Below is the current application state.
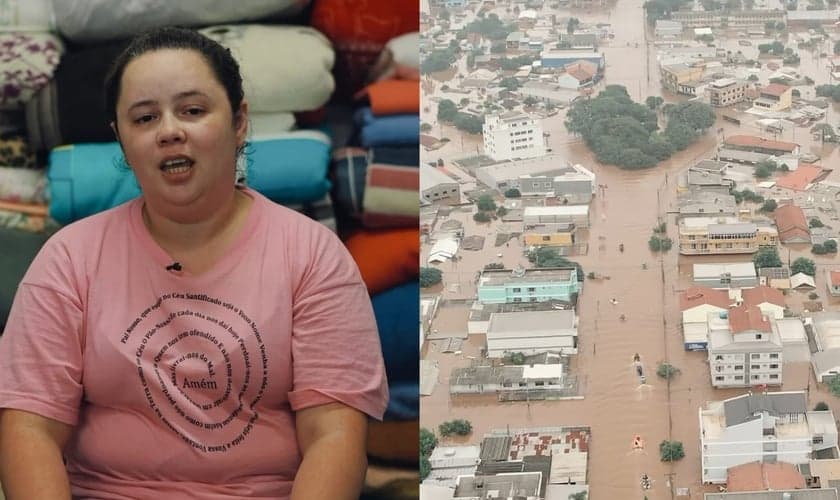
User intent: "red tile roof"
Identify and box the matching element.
[724,135,798,153]
[773,203,810,243]
[727,461,806,492]
[679,286,731,311]
[564,60,597,82]
[728,304,771,333]
[831,271,840,287]
[775,164,824,191]
[742,285,786,308]
[761,83,791,97]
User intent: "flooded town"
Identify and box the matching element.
[419,0,840,498]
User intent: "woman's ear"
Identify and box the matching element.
[110,122,120,141]
[235,100,249,144]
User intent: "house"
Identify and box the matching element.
[774,204,811,244]
[517,80,584,106]
[421,165,461,205]
[450,362,565,393]
[693,263,759,289]
[827,270,840,297]
[679,190,737,218]
[723,135,800,156]
[660,63,705,94]
[726,461,806,492]
[786,9,840,27]
[540,49,605,70]
[707,304,783,388]
[557,32,598,50]
[790,272,816,290]
[754,83,793,112]
[680,161,736,193]
[707,78,750,107]
[681,286,732,350]
[704,490,839,500]
[523,205,589,228]
[757,267,791,289]
[654,19,683,37]
[424,445,481,488]
[741,286,786,320]
[475,156,596,203]
[556,60,597,90]
[477,267,581,304]
[485,310,578,357]
[506,31,526,49]
[678,217,777,255]
[699,391,837,483]
[773,317,810,363]
[775,164,826,191]
[523,223,576,247]
[808,312,840,381]
[483,111,546,161]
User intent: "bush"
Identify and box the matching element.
[828,376,840,398]
[813,244,827,255]
[791,257,816,276]
[420,456,431,481]
[657,362,680,379]
[420,122,433,133]
[761,199,778,212]
[648,236,662,251]
[477,194,497,211]
[809,292,820,300]
[508,352,526,365]
[504,188,521,198]
[659,440,685,461]
[497,206,508,217]
[473,212,491,223]
[439,419,473,437]
[815,401,830,411]
[810,218,824,228]
[660,237,673,251]
[420,267,443,288]
[420,428,438,457]
[825,240,838,253]
[484,262,505,270]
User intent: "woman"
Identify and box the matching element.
[0,27,388,499]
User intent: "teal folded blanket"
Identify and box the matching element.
[48,131,332,224]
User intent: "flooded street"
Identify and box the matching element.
[421,1,840,498]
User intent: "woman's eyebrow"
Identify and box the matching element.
[126,90,210,112]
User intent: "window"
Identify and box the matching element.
[751,354,760,360]
[542,236,551,242]
[535,381,545,386]
[770,364,778,369]
[769,353,779,359]
[755,334,762,340]
[751,365,760,370]
[734,365,744,370]
[814,436,824,444]
[735,375,744,380]
[715,355,724,361]
[513,298,522,303]
[770,374,779,379]
[527,287,536,292]
[512,288,521,293]
[715,376,724,381]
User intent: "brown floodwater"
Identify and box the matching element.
[421,1,840,498]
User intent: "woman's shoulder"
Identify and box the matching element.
[40,198,138,263]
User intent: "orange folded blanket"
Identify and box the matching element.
[358,80,419,116]
[345,228,419,294]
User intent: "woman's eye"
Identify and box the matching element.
[185,108,204,116]
[134,114,155,124]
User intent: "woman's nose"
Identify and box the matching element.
[156,114,185,145]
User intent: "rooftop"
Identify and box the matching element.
[488,310,576,332]
[742,285,786,308]
[727,461,806,492]
[680,286,732,311]
[723,392,807,427]
[693,262,758,279]
[728,304,771,334]
[775,165,825,191]
[761,83,791,97]
[479,267,576,287]
[704,490,839,500]
[724,135,798,153]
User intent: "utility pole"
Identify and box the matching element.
[664,471,676,500]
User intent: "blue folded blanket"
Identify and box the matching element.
[371,282,419,420]
[353,107,419,148]
[48,131,333,224]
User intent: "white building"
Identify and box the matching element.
[707,305,784,388]
[809,313,840,382]
[482,111,546,161]
[699,391,838,484]
[485,310,577,357]
[655,19,683,37]
[523,205,590,228]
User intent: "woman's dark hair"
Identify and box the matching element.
[104,26,244,131]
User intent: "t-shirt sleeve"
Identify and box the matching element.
[0,238,85,426]
[287,224,389,420]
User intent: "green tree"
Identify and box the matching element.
[754,164,772,178]
[420,456,431,481]
[813,123,837,143]
[748,74,759,81]
[791,257,816,276]
[439,419,472,437]
[761,199,778,212]
[815,401,830,411]
[496,206,508,217]
[828,376,840,398]
[659,440,685,461]
[499,77,520,90]
[437,99,458,122]
[810,218,824,228]
[657,362,680,379]
[505,188,521,198]
[567,17,580,34]
[420,428,438,457]
[754,247,783,269]
[834,40,840,55]
[473,212,491,223]
[528,248,584,279]
[645,95,664,110]
[420,122,433,133]
[668,101,716,132]
[453,113,484,134]
[508,352,526,365]
[484,262,505,270]
[421,49,457,74]
[568,492,588,500]
[813,244,827,255]
[664,121,698,151]
[491,41,506,54]
[420,267,443,288]
[524,96,538,106]
[648,235,662,251]
[477,194,497,211]
[825,240,838,253]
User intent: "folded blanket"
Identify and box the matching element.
[345,228,419,295]
[0,31,63,111]
[0,166,47,204]
[0,226,52,330]
[248,112,296,139]
[0,0,55,29]
[369,32,420,82]
[354,107,419,148]
[329,147,368,217]
[357,80,419,116]
[0,134,38,168]
[200,24,334,113]
[371,282,419,386]
[49,131,332,224]
[0,209,47,233]
[371,146,418,167]
[362,164,418,228]
[54,0,310,43]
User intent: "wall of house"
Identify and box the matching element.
[703,418,763,483]
[477,279,580,304]
[486,334,577,358]
[523,232,574,247]
[684,305,727,324]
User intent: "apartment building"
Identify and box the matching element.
[707,305,783,388]
[679,216,778,255]
[477,267,581,304]
[754,83,793,112]
[483,112,546,161]
[707,78,750,107]
[699,391,837,483]
[660,63,705,94]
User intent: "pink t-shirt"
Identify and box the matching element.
[0,189,389,499]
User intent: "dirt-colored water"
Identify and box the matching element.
[421,1,840,498]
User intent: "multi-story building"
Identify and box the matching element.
[660,63,705,94]
[693,263,759,289]
[483,112,546,161]
[679,216,778,255]
[540,50,605,70]
[654,19,683,37]
[707,305,783,388]
[523,205,590,228]
[723,135,800,156]
[523,223,576,247]
[420,164,460,205]
[670,11,722,28]
[671,9,783,28]
[754,83,793,112]
[477,267,581,304]
[707,78,750,107]
[450,362,565,394]
[699,391,837,483]
[485,310,578,357]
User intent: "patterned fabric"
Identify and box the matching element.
[0,165,46,203]
[0,31,63,110]
[0,134,37,167]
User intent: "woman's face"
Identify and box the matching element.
[114,49,247,218]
